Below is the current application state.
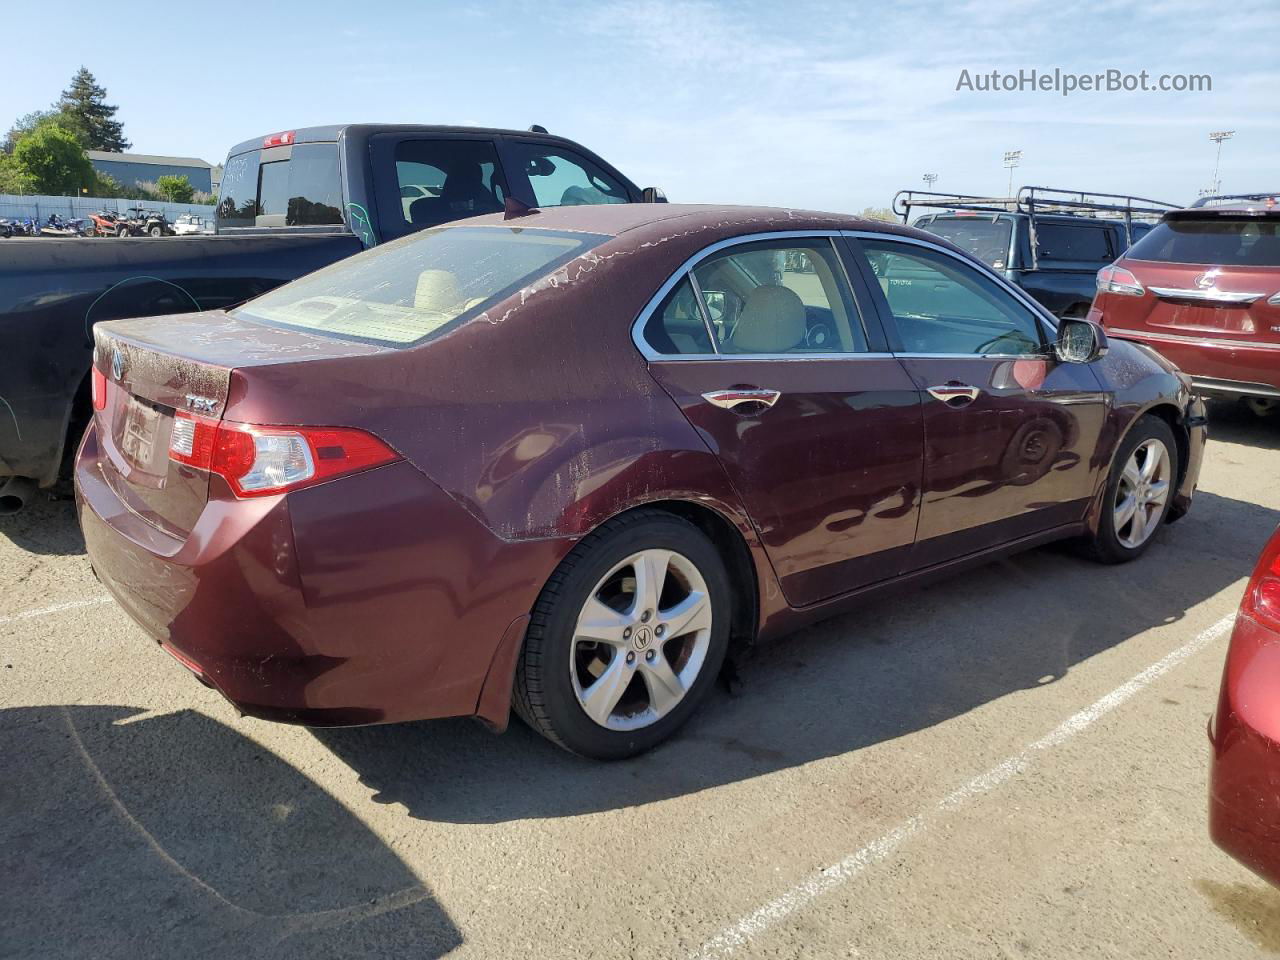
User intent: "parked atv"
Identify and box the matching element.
[119,207,173,237]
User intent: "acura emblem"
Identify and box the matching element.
[110,348,124,381]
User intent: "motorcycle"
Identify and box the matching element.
[38,214,86,238]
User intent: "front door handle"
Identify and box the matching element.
[702,388,782,411]
[927,383,981,407]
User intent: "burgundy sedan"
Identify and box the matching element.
[76,204,1206,759]
[1210,524,1280,885]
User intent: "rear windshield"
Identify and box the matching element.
[234,226,607,347]
[1127,217,1280,266]
[914,216,1013,268]
[217,142,343,228]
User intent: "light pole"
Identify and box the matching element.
[922,173,938,190]
[1208,130,1234,195]
[1002,150,1022,197]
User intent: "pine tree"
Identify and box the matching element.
[57,67,129,152]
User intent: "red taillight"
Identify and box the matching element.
[91,367,107,411]
[169,412,400,497]
[262,130,295,148]
[1097,264,1145,297]
[1243,528,1280,632]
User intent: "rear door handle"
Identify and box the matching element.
[701,388,782,410]
[927,383,981,407]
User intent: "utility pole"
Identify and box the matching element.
[1208,131,1234,195]
[1002,151,1022,197]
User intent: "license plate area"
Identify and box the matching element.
[111,392,172,484]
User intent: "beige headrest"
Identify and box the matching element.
[415,269,462,313]
[730,285,807,354]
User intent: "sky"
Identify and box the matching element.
[3,0,1276,212]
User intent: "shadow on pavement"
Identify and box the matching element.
[314,487,1279,824]
[0,705,462,960]
[1207,398,1280,452]
[0,485,85,556]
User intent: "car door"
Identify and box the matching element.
[848,232,1110,568]
[638,233,926,607]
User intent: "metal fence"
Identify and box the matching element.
[0,193,215,224]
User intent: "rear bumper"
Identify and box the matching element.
[76,421,568,727]
[1210,614,1280,887]
[1105,327,1280,397]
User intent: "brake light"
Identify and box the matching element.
[262,131,295,148]
[1242,529,1280,633]
[1097,264,1145,297]
[91,367,107,411]
[169,412,400,497]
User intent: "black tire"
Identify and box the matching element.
[1081,415,1179,564]
[514,510,733,760]
[116,226,128,237]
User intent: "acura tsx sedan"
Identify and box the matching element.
[76,203,1206,759]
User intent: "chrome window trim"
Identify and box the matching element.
[1147,286,1264,304]
[631,229,876,362]
[841,229,1062,342]
[1108,327,1280,352]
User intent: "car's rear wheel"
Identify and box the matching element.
[1081,415,1179,563]
[514,510,731,760]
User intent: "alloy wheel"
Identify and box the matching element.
[1114,438,1171,549]
[570,548,713,731]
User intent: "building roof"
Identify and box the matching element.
[87,150,213,169]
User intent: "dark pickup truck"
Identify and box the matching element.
[0,123,659,512]
[894,186,1175,319]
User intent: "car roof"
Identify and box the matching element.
[458,202,924,242]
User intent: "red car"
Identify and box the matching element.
[1090,193,1280,416]
[1211,524,1280,884]
[76,204,1206,759]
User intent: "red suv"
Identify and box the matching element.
[1088,193,1280,415]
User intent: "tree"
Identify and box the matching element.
[12,121,94,195]
[155,174,194,203]
[0,153,35,194]
[57,67,129,152]
[3,109,59,154]
[858,206,897,223]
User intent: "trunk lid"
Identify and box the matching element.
[91,310,386,540]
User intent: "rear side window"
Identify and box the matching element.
[643,279,714,355]
[1127,218,1280,266]
[235,226,606,347]
[217,143,343,227]
[1035,222,1114,262]
[507,142,629,208]
[395,140,506,228]
[914,217,1013,268]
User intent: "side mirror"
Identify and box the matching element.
[641,186,668,204]
[1054,317,1109,364]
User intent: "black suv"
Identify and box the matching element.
[895,187,1175,318]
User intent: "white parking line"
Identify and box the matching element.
[0,595,115,626]
[689,612,1237,960]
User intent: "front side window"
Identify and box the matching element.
[394,139,506,228]
[861,239,1045,356]
[235,226,605,347]
[1036,222,1114,262]
[508,142,629,208]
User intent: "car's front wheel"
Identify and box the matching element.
[1082,415,1179,563]
[514,510,732,760]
